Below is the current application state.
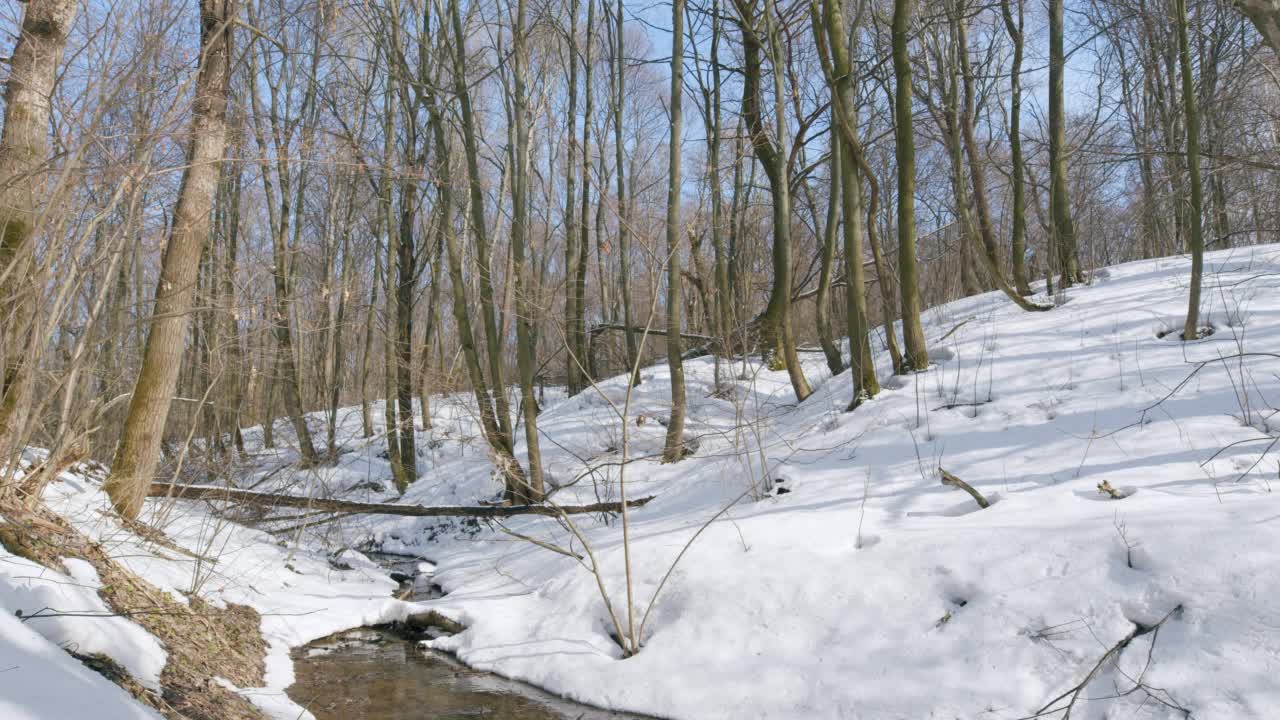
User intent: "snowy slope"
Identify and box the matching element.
[356,245,1280,719]
[0,609,162,720]
[4,245,1280,720]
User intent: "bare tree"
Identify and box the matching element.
[105,0,237,519]
[892,0,929,371]
[663,0,688,462]
[0,0,78,471]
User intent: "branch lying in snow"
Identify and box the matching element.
[939,468,991,509]
[588,323,715,344]
[148,483,654,517]
[1026,605,1187,720]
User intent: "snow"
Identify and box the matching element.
[4,245,1280,719]
[1,457,408,719]
[0,532,167,690]
[378,246,1280,718]
[0,610,162,720]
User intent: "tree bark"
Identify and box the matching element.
[105,0,236,519]
[955,3,1049,312]
[1000,0,1033,295]
[663,0,688,463]
[733,0,811,401]
[1177,0,1205,339]
[573,0,596,395]
[448,0,515,445]
[809,0,878,403]
[511,0,545,501]
[1049,0,1081,287]
[0,0,78,468]
[612,0,641,387]
[893,0,929,370]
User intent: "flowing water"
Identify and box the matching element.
[287,556,644,720]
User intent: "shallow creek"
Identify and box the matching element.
[287,556,642,720]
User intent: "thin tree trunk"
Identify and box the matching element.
[663,0,688,463]
[418,232,442,432]
[1000,0,1033,295]
[360,253,378,439]
[573,0,595,394]
[425,56,528,495]
[892,0,928,370]
[612,0,641,387]
[1177,0,1205,339]
[327,191,354,456]
[955,5,1049,312]
[705,0,731,390]
[815,133,843,376]
[811,0,879,403]
[448,0,515,446]
[564,0,582,396]
[511,0,544,501]
[220,147,246,454]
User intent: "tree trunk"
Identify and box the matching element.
[104,0,236,519]
[511,0,545,501]
[706,0,732,391]
[733,0,811,401]
[0,0,78,469]
[1000,0,1033,295]
[612,0,641,387]
[1177,0,1205,339]
[815,132,844,377]
[1234,0,1280,56]
[573,0,596,395]
[811,0,879,404]
[426,67,528,496]
[448,0,515,445]
[892,0,929,371]
[418,232,442,432]
[564,0,582,396]
[955,3,1049,312]
[1049,0,1081,287]
[662,0,688,463]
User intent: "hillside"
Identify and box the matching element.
[5,245,1280,719]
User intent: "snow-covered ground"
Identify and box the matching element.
[1,452,408,719]
[5,245,1280,719]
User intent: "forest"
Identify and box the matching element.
[1,0,1280,718]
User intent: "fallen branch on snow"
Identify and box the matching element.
[939,468,991,509]
[1026,604,1186,720]
[149,483,654,518]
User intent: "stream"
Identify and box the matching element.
[287,555,643,720]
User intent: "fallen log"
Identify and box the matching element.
[588,322,716,344]
[148,483,654,518]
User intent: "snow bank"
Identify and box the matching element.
[0,610,162,720]
[2,461,410,719]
